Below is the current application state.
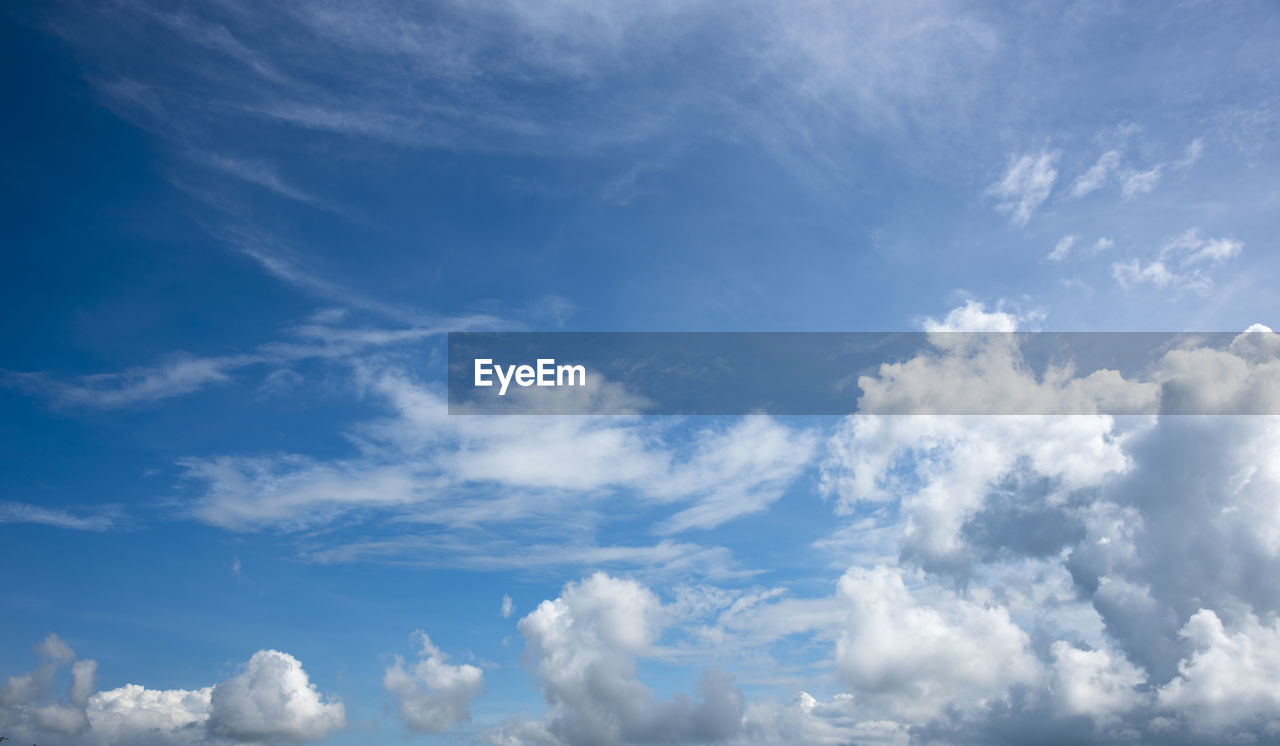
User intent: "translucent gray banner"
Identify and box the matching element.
[447,331,1280,415]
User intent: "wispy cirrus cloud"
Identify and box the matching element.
[986,150,1058,226]
[1,311,496,409]
[0,501,120,531]
[1112,228,1243,296]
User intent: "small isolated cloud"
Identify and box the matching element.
[1092,237,1115,253]
[501,594,515,619]
[1180,138,1205,167]
[0,501,118,531]
[384,631,485,733]
[1047,234,1077,261]
[920,299,1041,333]
[987,151,1059,225]
[1071,149,1122,197]
[1120,165,1163,198]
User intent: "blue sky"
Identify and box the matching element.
[2,2,1280,745]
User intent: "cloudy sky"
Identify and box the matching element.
[2,1,1280,744]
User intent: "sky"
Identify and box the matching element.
[1,1,1279,745]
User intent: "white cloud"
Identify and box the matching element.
[2,637,343,745]
[1071,149,1122,197]
[197,153,341,213]
[1112,228,1243,295]
[738,692,908,746]
[920,299,1032,333]
[1153,330,1280,415]
[986,150,1059,225]
[1,634,78,713]
[1120,165,1162,197]
[654,417,819,533]
[500,572,745,746]
[1179,138,1204,167]
[208,650,346,743]
[1049,641,1147,722]
[1158,227,1243,266]
[88,684,213,743]
[502,594,515,618]
[385,631,485,732]
[1156,609,1280,731]
[1111,258,1191,292]
[2,310,499,409]
[834,565,1040,720]
[1047,234,1077,261]
[179,370,815,572]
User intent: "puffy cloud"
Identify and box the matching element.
[87,685,213,743]
[502,572,745,746]
[921,299,1030,333]
[207,650,346,743]
[1,634,93,737]
[986,150,1058,226]
[36,634,77,666]
[1156,609,1280,732]
[2,638,342,745]
[823,413,1134,573]
[384,631,485,732]
[1153,330,1280,415]
[1049,641,1146,722]
[834,566,1040,720]
[1068,414,1280,683]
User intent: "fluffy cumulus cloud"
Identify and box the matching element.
[385,631,485,732]
[806,306,1280,741]
[488,572,745,746]
[1049,641,1146,722]
[87,684,213,744]
[1156,609,1280,733]
[834,565,1040,720]
[1,638,343,745]
[207,650,346,743]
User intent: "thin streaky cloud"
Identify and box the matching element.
[0,502,118,531]
[986,150,1058,226]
